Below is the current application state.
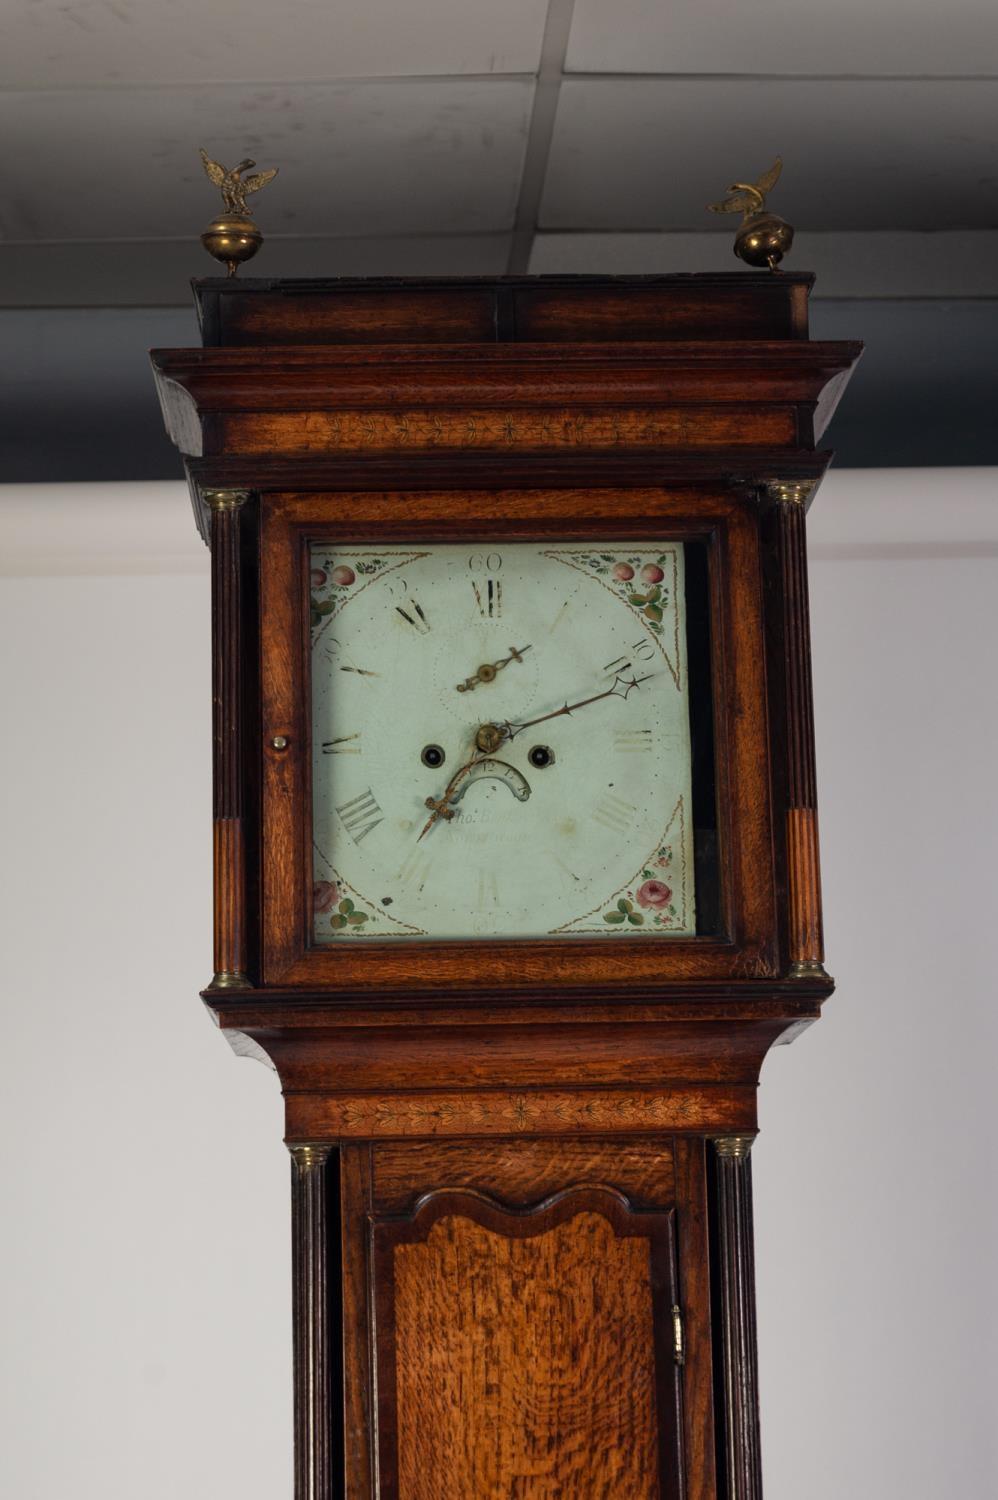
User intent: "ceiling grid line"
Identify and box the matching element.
[506,0,578,274]
[2,0,996,477]
[5,71,997,99]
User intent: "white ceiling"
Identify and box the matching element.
[1,0,997,303]
[1,0,551,86]
[0,81,533,240]
[566,0,998,75]
[541,79,998,231]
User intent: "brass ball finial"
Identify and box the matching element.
[198,147,279,277]
[707,156,795,272]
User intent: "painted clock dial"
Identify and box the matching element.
[309,541,696,940]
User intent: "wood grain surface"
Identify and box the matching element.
[223,404,795,455]
[372,1188,683,1499]
[288,1085,757,1141]
[372,1137,676,1214]
[190,273,814,348]
[712,1142,763,1500]
[673,1138,717,1500]
[396,1213,659,1498]
[208,493,250,984]
[289,1144,335,1500]
[776,495,825,969]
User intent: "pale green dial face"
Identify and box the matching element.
[310,541,695,941]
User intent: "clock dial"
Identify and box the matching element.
[310,543,696,940]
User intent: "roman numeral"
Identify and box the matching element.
[338,663,379,679]
[335,788,384,844]
[321,733,362,755]
[472,579,502,618]
[592,793,638,834]
[477,869,500,907]
[613,728,653,753]
[395,600,430,633]
[605,636,655,676]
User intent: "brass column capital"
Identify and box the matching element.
[713,1135,757,1161]
[788,957,832,981]
[203,487,254,512]
[288,1143,333,1170]
[765,479,816,507]
[205,969,253,991]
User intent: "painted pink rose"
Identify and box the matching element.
[310,568,327,588]
[313,880,340,914]
[612,562,635,582]
[331,565,356,587]
[636,878,672,910]
[641,563,665,584]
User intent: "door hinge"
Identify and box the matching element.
[672,1304,685,1366]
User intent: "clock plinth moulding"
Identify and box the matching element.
[151,272,861,1499]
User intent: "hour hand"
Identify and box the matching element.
[456,644,532,693]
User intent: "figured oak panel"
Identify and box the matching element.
[372,1136,676,1214]
[371,1188,683,1500]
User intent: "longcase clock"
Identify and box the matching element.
[151,272,861,1499]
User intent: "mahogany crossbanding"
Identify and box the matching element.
[223,405,795,455]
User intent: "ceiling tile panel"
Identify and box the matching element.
[567,0,998,76]
[0,0,549,89]
[541,79,998,231]
[0,81,533,241]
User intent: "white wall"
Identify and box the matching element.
[1,471,996,1498]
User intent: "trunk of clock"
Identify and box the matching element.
[150,273,860,1500]
[346,1138,703,1500]
[288,1130,765,1499]
[217,995,784,1500]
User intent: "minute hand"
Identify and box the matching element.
[503,672,653,739]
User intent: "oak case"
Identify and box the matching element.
[151,273,861,1500]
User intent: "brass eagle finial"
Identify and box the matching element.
[707,157,794,271]
[199,148,279,216]
[197,147,279,277]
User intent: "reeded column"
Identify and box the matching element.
[204,488,253,990]
[767,480,828,981]
[290,1143,335,1500]
[713,1136,763,1500]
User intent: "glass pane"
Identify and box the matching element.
[309,539,715,942]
